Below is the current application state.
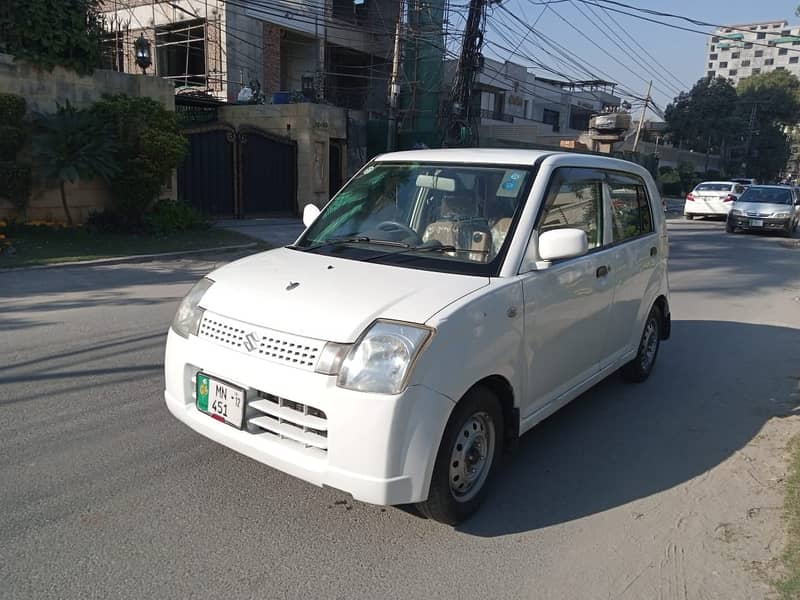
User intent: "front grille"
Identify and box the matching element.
[197,312,323,371]
[248,392,328,452]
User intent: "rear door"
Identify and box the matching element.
[602,172,660,365]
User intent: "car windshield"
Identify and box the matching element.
[738,187,793,205]
[695,183,732,192]
[294,162,534,276]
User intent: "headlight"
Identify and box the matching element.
[171,278,213,338]
[730,208,744,216]
[337,320,433,394]
[773,212,790,219]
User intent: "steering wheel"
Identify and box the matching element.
[375,221,423,245]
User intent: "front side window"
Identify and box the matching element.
[296,162,535,275]
[538,168,603,249]
[608,174,654,242]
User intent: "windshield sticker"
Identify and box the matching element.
[497,170,525,197]
[502,181,516,190]
[509,172,522,181]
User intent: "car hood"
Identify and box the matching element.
[199,247,490,342]
[733,201,793,215]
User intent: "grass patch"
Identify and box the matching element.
[0,226,262,268]
[778,434,800,598]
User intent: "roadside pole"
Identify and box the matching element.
[632,80,652,154]
[387,0,405,152]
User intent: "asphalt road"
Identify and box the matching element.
[2,221,799,599]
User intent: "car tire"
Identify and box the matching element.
[725,221,735,233]
[621,305,661,383]
[685,214,694,220]
[416,385,504,525]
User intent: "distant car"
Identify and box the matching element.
[730,178,758,187]
[684,181,746,220]
[726,185,800,236]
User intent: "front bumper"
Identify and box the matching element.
[164,329,454,505]
[727,215,790,231]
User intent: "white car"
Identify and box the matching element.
[164,149,671,524]
[684,181,746,219]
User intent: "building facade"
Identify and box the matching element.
[99,0,397,111]
[444,57,621,147]
[705,20,800,85]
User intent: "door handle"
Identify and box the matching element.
[596,265,609,278]
[650,246,658,257]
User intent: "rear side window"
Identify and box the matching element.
[539,168,603,249]
[734,185,745,194]
[608,174,653,242]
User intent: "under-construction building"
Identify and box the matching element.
[99,0,399,110]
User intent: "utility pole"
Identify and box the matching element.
[744,103,758,176]
[386,0,405,151]
[444,0,493,146]
[631,80,652,154]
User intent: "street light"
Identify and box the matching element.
[134,34,152,75]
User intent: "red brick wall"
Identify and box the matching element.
[263,23,281,95]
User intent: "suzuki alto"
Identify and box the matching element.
[164,149,671,524]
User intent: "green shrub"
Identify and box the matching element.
[91,95,187,227]
[0,163,32,213]
[0,94,30,214]
[143,199,208,236]
[0,94,26,123]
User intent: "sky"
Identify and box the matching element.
[482,0,799,110]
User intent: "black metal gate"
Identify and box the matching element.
[239,126,297,217]
[177,125,236,217]
[178,124,297,218]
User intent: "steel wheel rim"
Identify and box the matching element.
[640,318,658,371]
[448,411,496,503]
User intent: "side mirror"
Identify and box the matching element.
[538,228,589,262]
[302,204,320,227]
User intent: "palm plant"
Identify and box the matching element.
[31,101,118,226]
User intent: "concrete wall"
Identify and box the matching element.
[0,54,176,224]
[219,102,348,210]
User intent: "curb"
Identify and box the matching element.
[0,242,261,272]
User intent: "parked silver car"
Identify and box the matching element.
[726,185,800,236]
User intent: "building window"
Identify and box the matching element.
[742,60,750,67]
[728,69,737,76]
[752,68,761,74]
[708,62,713,68]
[542,108,560,132]
[711,36,719,43]
[155,19,207,87]
[707,70,715,78]
[755,50,763,57]
[710,45,716,52]
[719,61,728,68]
[791,56,799,64]
[757,32,766,39]
[710,53,718,60]
[779,48,788,55]
[776,66,786,70]
[732,52,740,59]
[744,42,753,48]
[765,58,775,65]
[783,30,791,35]
[794,41,800,46]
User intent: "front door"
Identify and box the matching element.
[521,167,615,419]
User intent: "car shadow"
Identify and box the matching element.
[457,319,800,537]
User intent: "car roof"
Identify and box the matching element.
[372,148,555,165]
[745,184,792,189]
[696,181,736,185]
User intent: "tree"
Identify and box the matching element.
[736,70,800,180]
[31,102,118,226]
[664,77,744,154]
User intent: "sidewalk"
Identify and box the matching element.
[214,218,305,247]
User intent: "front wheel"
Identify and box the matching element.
[725,221,735,233]
[621,306,662,383]
[685,214,694,220]
[416,386,504,525]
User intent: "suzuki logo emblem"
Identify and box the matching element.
[286,281,300,291]
[243,332,260,352]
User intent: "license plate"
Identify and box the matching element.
[749,219,763,227]
[196,373,245,429]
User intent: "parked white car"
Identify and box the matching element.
[165,149,671,524]
[684,181,746,219]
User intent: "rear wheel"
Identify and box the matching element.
[621,305,661,383]
[416,386,504,525]
[684,214,694,220]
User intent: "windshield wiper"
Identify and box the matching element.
[361,243,489,262]
[296,235,411,252]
